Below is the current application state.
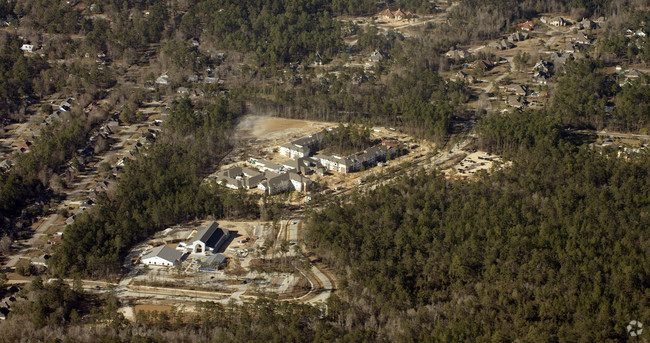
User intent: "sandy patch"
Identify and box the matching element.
[235,115,336,143]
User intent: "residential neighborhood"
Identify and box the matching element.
[0,0,647,341]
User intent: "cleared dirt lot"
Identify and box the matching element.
[234,115,337,147]
[448,150,502,178]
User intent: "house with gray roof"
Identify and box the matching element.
[508,31,529,42]
[369,50,387,62]
[503,84,529,96]
[142,245,184,266]
[570,32,591,45]
[552,52,573,71]
[203,253,227,269]
[508,95,526,108]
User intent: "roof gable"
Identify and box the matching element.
[190,222,230,249]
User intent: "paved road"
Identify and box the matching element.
[4,213,58,268]
[483,59,513,94]
[306,265,333,305]
[288,219,299,243]
[1,44,165,271]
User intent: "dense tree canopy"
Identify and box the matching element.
[48,98,259,277]
[0,35,48,118]
[193,0,344,64]
[307,110,650,341]
[257,69,468,143]
[1,0,649,341]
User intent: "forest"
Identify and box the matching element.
[3,107,647,342]
[48,98,261,278]
[252,69,468,144]
[0,0,648,341]
[320,124,374,155]
[0,35,48,119]
[550,59,650,131]
[306,109,650,341]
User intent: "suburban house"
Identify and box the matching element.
[626,69,642,79]
[155,73,169,85]
[488,39,515,50]
[20,44,35,52]
[469,60,493,71]
[204,76,217,84]
[563,43,578,54]
[378,8,414,21]
[508,31,529,42]
[188,222,230,255]
[517,21,536,31]
[202,253,227,270]
[504,84,529,96]
[552,52,573,70]
[548,17,568,26]
[508,95,526,108]
[369,50,387,62]
[0,307,8,320]
[445,47,470,59]
[142,245,184,266]
[451,71,476,84]
[577,18,598,30]
[0,159,11,171]
[532,60,552,83]
[570,32,591,45]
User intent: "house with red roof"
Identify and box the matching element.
[517,21,536,31]
[378,8,415,21]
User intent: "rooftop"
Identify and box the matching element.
[142,245,183,263]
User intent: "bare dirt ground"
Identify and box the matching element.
[234,115,337,147]
[444,150,502,179]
